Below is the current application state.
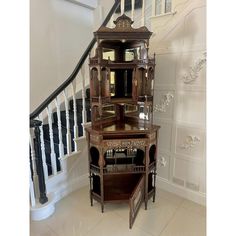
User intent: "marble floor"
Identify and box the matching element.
[30,186,206,236]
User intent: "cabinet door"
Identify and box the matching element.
[129,175,145,229]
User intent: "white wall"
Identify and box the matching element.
[30,0,94,112]
[149,0,206,204]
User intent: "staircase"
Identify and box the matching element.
[37,91,91,176]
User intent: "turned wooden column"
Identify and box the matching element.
[30,120,48,204]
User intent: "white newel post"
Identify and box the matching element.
[46,104,57,176]
[121,0,125,15]
[54,96,65,171]
[63,89,72,154]
[131,0,135,20]
[71,82,79,151]
[141,0,146,26]
[29,130,39,198]
[38,113,49,180]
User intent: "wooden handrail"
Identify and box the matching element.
[30,0,120,120]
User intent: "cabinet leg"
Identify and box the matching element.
[101,203,104,213]
[153,191,156,202]
[145,199,147,210]
[90,190,93,206]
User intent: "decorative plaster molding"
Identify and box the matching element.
[157,156,167,167]
[182,52,206,84]
[154,92,174,112]
[180,135,200,149]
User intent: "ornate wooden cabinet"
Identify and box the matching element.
[85,14,160,229]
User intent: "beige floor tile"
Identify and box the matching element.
[160,207,206,236]
[157,188,185,206]
[31,186,205,236]
[44,199,106,236]
[84,212,153,236]
[181,199,206,217]
[134,197,180,236]
[30,221,58,236]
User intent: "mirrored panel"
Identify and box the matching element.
[125,104,138,114]
[125,47,141,61]
[94,104,116,121]
[139,104,151,121]
[110,69,133,98]
[102,48,115,61]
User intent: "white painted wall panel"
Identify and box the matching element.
[150,0,206,203]
[155,54,177,86]
[183,5,206,51]
[30,0,94,112]
[176,90,206,125]
[154,122,172,151]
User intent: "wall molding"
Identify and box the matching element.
[66,0,97,10]
[180,135,200,149]
[157,177,206,206]
[154,92,174,112]
[182,52,206,84]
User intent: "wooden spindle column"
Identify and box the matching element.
[38,113,49,180]
[46,104,57,175]
[71,82,79,150]
[63,90,72,154]
[55,96,65,170]
[121,0,125,15]
[81,66,87,136]
[131,0,135,20]
[141,0,146,26]
[30,120,48,204]
[29,130,39,198]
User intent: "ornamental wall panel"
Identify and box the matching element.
[176,51,206,89]
[157,152,170,181]
[153,90,175,120]
[175,126,205,160]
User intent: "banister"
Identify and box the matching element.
[30,0,120,120]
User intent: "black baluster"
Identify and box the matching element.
[30,120,48,204]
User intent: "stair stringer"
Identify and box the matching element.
[45,137,89,202]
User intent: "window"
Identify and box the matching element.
[165,0,172,13]
[155,0,172,15]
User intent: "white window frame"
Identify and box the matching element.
[152,0,176,17]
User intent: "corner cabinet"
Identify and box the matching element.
[85,14,160,229]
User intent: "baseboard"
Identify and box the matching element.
[53,173,89,203]
[157,177,206,206]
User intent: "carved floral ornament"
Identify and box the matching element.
[154,92,174,112]
[180,135,200,149]
[104,140,147,149]
[157,156,167,167]
[182,52,206,84]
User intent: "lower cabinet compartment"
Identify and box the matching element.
[103,173,143,202]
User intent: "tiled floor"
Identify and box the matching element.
[30,186,206,236]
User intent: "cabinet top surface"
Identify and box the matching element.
[85,121,160,135]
